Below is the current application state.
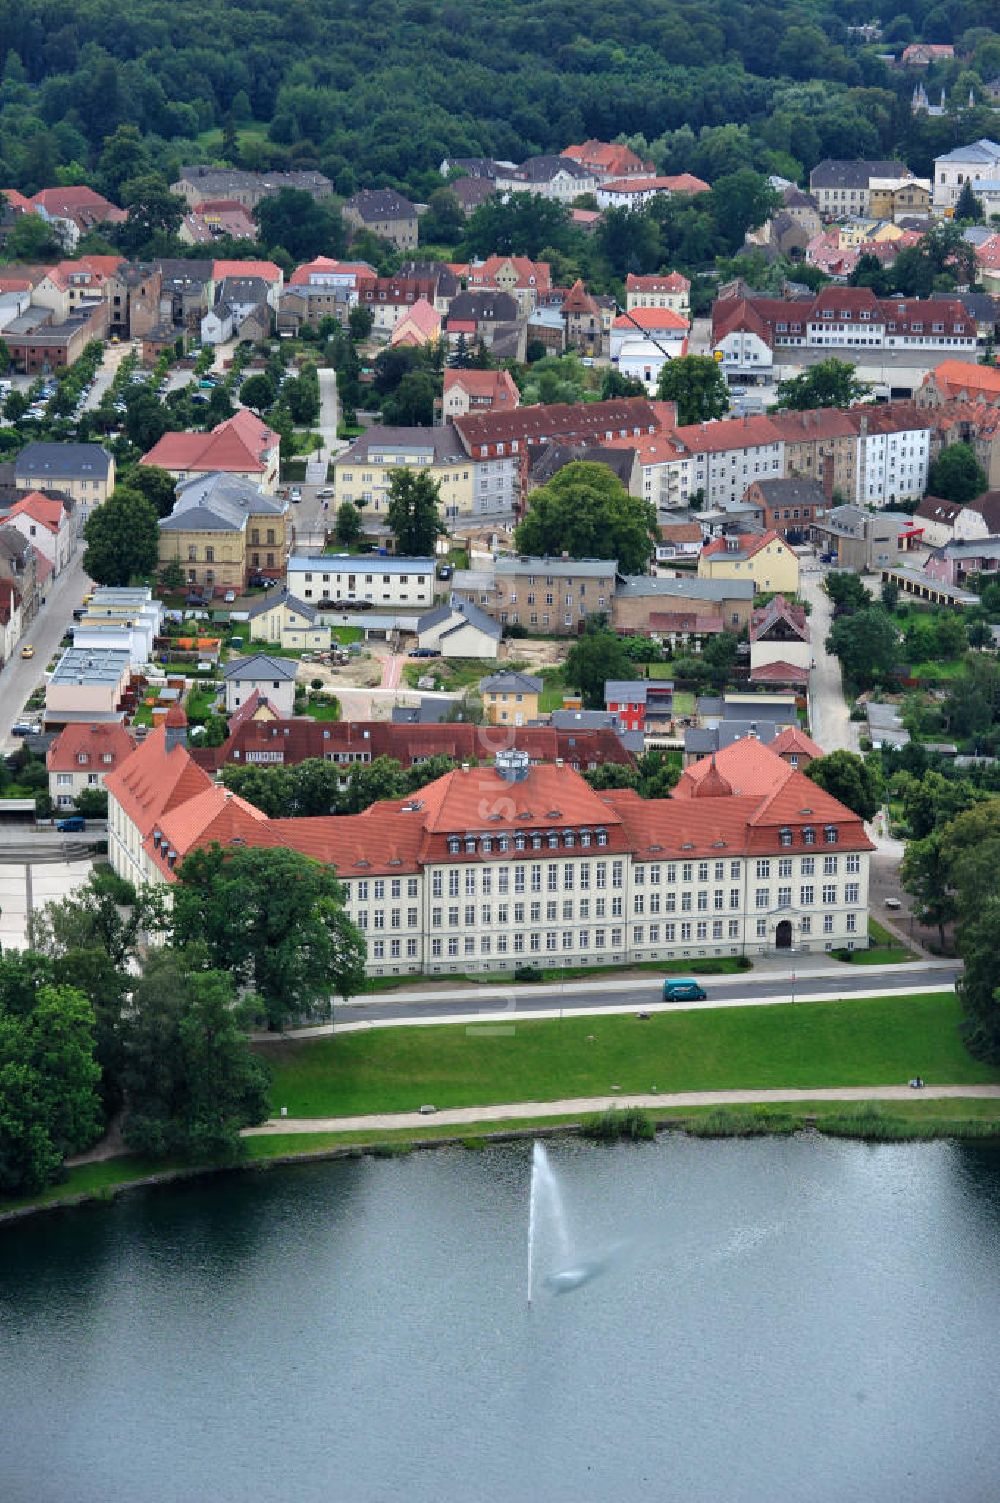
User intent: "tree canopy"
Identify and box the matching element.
[926,443,988,505]
[775,359,868,411]
[83,487,159,586]
[806,750,883,821]
[656,355,730,426]
[514,462,656,574]
[385,469,443,556]
[172,844,366,1028]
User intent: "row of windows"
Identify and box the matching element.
[369,911,861,960]
[444,830,611,856]
[431,860,623,895]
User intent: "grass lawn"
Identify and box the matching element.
[907,660,967,681]
[258,990,999,1119]
[832,918,915,966]
[538,666,569,712]
[360,956,748,992]
[331,627,363,644]
[302,699,341,721]
[667,687,696,715]
[404,657,510,692]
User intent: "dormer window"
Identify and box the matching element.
[531,833,543,850]
[447,836,461,855]
[824,825,839,845]
[498,834,509,851]
[464,837,476,854]
[803,826,816,846]
[515,833,527,851]
[547,832,559,848]
[779,828,793,847]
[597,830,608,847]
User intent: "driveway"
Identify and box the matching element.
[82,342,133,413]
[799,564,858,754]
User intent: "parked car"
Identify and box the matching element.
[289,487,302,502]
[317,487,334,498]
[11,720,37,737]
[662,978,707,1001]
[56,815,86,833]
[410,647,441,658]
[436,564,453,580]
[20,644,34,658]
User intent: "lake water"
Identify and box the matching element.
[2,1135,1000,1503]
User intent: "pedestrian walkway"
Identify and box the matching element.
[245,1082,1000,1137]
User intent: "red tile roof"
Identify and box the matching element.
[612,307,688,331]
[771,726,824,759]
[673,415,784,454]
[454,397,662,451]
[702,531,787,562]
[626,272,691,293]
[443,369,520,407]
[141,411,278,475]
[6,492,64,534]
[212,259,283,284]
[748,661,810,686]
[47,721,137,774]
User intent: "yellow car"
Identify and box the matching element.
[20,644,34,659]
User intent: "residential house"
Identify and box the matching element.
[212,260,284,310]
[343,189,418,250]
[479,671,542,725]
[223,654,298,718]
[808,159,910,217]
[770,725,823,769]
[780,187,822,238]
[170,167,333,210]
[415,599,501,658]
[655,519,704,563]
[28,186,125,248]
[158,473,289,594]
[333,424,480,527]
[749,594,810,680]
[594,175,710,210]
[442,369,520,420]
[142,410,280,493]
[561,279,606,357]
[389,297,441,348]
[562,141,655,181]
[610,305,688,391]
[47,722,137,810]
[604,679,674,732]
[462,256,552,315]
[744,477,827,539]
[0,527,39,624]
[952,490,1000,541]
[157,259,212,333]
[932,139,1000,211]
[72,586,163,667]
[698,531,800,594]
[495,156,596,202]
[914,494,963,547]
[202,275,271,344]
[287,554,436,610]
[179,199,257,246]
[1,491,75,574]
[868,177,931,221]
[902,42,954,65]
[526,441,638,498]
[607,431,693,513]
[246,590,332,652]
[451,556,617,636]
[446,290,524,358]
[14,442,114,514]
[925,536,1000,587]
[0,578,23,663]
[918,359,1000,408]
[625,272,691,318]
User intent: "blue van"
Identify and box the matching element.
[662,977,707,1001]
[56,815,86,832]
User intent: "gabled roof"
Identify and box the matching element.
[47,720,137,773]
[345,188,417,220]
[103,724,215,839]
[245,587,318,623]
[443,369,520,407]
[702,530,789,563]
[212,259,282,284]
[613,306,688,331]
[479,670,542,694]
[5,491,65,534]
[625,272,691,293]
[750,594,809,643]
[562,279,601,316]
[223,652,298,682]
[914,495,962,525]
[143,412,278,476]
[15,443,112,481]
[770,726,823,759]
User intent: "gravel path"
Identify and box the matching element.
[245,1083,1000,1136]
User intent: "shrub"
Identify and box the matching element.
[583,1106,655,1143]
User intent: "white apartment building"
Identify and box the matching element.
[287,553,436,609]
[673,416,784,508]
[932,139,1000,211]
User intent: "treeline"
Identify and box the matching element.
[0,851,365,1201]
[0,0,998,203]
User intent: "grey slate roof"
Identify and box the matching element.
[495,556,617,580]
[479,670,542,693]
[685,723,778,756]
[449,597,501,639]
[605,680,648,702]
[245,588,319,622]
[160,473,284,533]
[616,575,755,600]
[223,653,297,682]
[15,442,112,482]
[345,188,417,221]
[750,477,826,507]
[448,290,520,323]
[809,159,907,189]
[527,441,636,488]
[337,424,467,465]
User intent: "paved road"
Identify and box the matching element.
[0,552,93,750]
[82,342,133,413]
[246,1081,999,1136]
[319,962,960,1030]
[316,367,339,462]
[800,563,859,754]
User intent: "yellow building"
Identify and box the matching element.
[698,532,800,595]
[868,178,931,222]
[479,670,542,726]
[158,474,290,596]
[334,424,475,528]
[247,589,331,651]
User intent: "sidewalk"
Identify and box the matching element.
[245,1082,1000,1137]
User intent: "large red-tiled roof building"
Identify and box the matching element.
[106,719,872,978]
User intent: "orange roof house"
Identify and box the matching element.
[390,296,441,347]
[141,410,280,490]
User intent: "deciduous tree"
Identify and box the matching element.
[386,468,443,557]
[83,487,159,586]
[806,750,883,821]
[514,462,656,574]
[926,443,987,505]
[564,625,633,709]
[656,355,730,425]
[775,358,868,410]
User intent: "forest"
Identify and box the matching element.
[1,0,999,204]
